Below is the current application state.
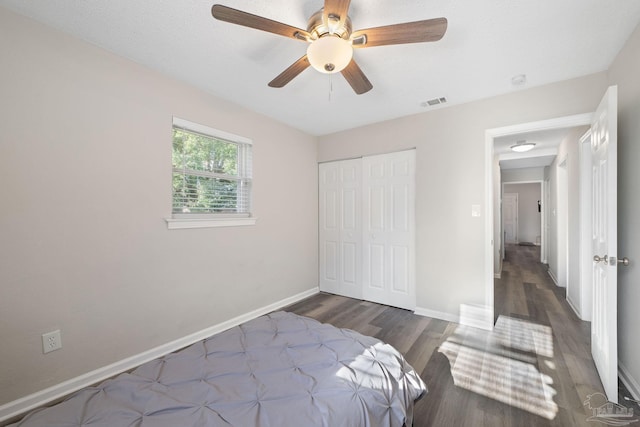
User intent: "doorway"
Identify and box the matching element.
[484,113,592,326]
[502,183,543,249]
[485,88,620,403]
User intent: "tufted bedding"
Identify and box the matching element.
[10,311,426,427]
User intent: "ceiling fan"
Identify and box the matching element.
[211,1,447,94]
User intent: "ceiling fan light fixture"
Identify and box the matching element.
[511,141,536,152]
[307,35,353,74]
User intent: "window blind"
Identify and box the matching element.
[171,118,252,216]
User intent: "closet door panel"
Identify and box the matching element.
[319,151,414,309]
[339,160,362,299]
[319,163,341,295]
[318,159,362,299]
[362,150,416,310]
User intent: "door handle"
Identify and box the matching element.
[617,257,630,266]
[594,255,630,266]
[593,255,609,264]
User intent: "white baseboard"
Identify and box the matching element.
[0,287,319,423]
[415,305,494,331]
[619,361,640,400]
[459,304,494,331]
[566,297,582,319]
[494,273,501,279]
[414,306,460,324]
[547,269,559,286]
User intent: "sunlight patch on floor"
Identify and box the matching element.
[493,316,554,358]
[439,316,558,420]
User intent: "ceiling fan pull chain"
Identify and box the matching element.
[328,74,333,102]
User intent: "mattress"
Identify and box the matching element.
[11,311,426,427]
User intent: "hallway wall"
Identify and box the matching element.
[545,128,585,296]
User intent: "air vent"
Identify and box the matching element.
[511,74,527,86]
[421,97,447,107]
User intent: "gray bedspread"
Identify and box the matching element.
[11,311,426,426]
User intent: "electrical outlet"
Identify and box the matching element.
[42,330,62,354]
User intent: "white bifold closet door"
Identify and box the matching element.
[319,159,363,300]
[319,150,416,310]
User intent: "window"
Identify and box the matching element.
[166,117,255,229]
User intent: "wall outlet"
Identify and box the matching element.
[42,330,62,354]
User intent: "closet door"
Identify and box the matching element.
[362,150,416,310]
[318,159,362,299]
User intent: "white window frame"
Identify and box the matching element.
[165,117,256,229]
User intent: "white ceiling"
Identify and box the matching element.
[495,127,576,170]
[2,0,640,136]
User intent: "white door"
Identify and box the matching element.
[362,150,416,310]
[319,159,362,299]
[579,131,593,321]
[503,193,518,244]
[557,159,569,289]
[591,86,618,403]
[542,179,550,263]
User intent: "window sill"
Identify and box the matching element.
[165,217,257,230]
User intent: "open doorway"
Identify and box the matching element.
[502,182,542,248]
[485,87,621,404]
[483,113,592,328]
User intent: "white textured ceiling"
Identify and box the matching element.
[1,0,640,136]
[496,128,572,170]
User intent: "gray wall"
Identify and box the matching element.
[608,21,640,397]
[502,167,545,183]
[546,128,587,304]
[0,8,318,405]
[493,156,502,275]
[565,128,585,316]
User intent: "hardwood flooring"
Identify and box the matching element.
[285,244,637,426]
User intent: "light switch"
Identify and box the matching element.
[472,204,481,217]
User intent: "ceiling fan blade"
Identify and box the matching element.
[212,5,310,41]
[351,18,447,48]
[324,0,351,25]
[268,55,311,88]
[341,60,372,95]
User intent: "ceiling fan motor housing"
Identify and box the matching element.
[307,9,352,40]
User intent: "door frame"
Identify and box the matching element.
[484,113,593,329]
[557,156,569,289]
[502,192,519,244]
[543,178,550,264]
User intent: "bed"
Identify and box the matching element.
[10,311,426,427]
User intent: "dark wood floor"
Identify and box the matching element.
[285,244,637,426]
